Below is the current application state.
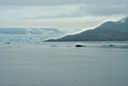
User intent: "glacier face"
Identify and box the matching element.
[0,28,65,44]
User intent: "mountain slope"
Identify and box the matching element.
[46,17,128,41]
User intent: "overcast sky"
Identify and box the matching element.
[0,0,127,31]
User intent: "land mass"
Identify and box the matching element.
[46,17,128,42]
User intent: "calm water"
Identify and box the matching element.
[0,42,128,86]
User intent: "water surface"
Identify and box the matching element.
[0,42,128,86]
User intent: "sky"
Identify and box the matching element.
[0,0,127,32]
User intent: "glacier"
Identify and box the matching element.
[0,27,65,44]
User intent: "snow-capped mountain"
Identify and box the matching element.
[0,28,65,44]
[46,17,128,41]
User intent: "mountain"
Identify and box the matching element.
[46,17,128,42]
[0,28,64,43]
[0,28,63,35]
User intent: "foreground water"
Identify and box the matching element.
[0,42,128,86]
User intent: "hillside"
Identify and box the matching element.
[46,17,128,41]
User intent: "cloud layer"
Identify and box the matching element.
[0,0,128,5]
[0,0,127,31]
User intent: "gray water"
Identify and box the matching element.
[0,42,128,86]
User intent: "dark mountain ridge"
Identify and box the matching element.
[46,17,128,41]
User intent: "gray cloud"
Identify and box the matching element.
[0,0,127,17]
[27,4,128,19]
[0,0,128,5]
[77,4,128,16]
[0,0,127,29]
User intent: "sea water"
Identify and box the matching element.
[0,41,128,86]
